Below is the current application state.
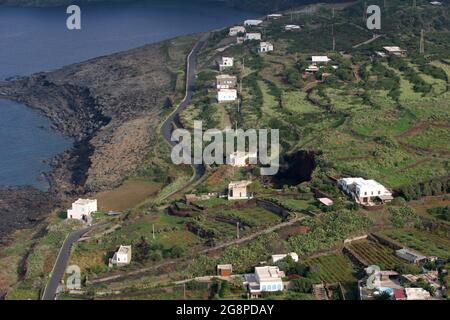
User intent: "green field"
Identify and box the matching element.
[305,253,358,285]
[348,240,406,269]
[381,229,450,258]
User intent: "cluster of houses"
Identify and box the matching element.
[376,46,408,58]
[229,18,274,55]
[216,252,298,298]
[66,198,131,267]
[359,266,444,300]
[216,71,238,103]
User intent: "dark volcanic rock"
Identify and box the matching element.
[0,38,191,236]
[0,187,60,239]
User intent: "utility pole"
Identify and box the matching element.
[236,222,240,239]
[183,283,186,300]
[152,224,155,240]
[420,29,425,54]
[332,7,335,19]
[333,36,336,52]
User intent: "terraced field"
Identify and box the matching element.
[381,229,450,258]
[347,240,405,269]
[305,253,358,284]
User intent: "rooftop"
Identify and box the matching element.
[255,266,285,282]
[73,198,97,205]
[229,180,252,188]
[117,245,131,255]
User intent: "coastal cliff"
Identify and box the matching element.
[0,36,196,236]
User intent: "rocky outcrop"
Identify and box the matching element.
[0,187,60,239]
[0,39,185,236]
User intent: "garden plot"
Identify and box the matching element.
[381,229,450,258]
[347,240,405,269]
[305,253,358,284]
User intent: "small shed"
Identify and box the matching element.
[217,264,233,277]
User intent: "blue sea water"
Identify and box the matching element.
[0,1,258,189]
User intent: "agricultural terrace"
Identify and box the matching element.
[381,229,450,258]
[191,0,450,196]
[347,240,406,269]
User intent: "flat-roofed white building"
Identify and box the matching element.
[228,180,252,200]
[245,266,285,295]
[217,89,237,103]
[383,46,407,57]
[227,151,257,167]
[245,32,262,41]
[271,252,299,263]
[258,42,274,53]
[405,288,432,300]
[216,74,237,89]
[267,14,283,20]
[244,19,263,26]
[110,245,132,266]
[67,198,97,220]
[305,64,320,72]
[284,24,301,31]
[312,56,331,64]
[338,177,393,205]
[219,57,234,71]
[229,26,246,36]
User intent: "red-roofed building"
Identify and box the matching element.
[393,288,406,300]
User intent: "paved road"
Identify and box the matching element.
[41,226,92,300]
[43,34,212,297]
[160,32,210,181]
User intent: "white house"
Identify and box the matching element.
[267,14,283,20]
[338,177,393,205]
[245,266,285,295]
[67,198,97,220]
[229,26,246,36]
[305,64,320,72]
[109,245,132,266]
[272,252,299,263]
[258,42,274,53]
[219,57,234,71]
[405,288,432,300]
[227,151,257,167]
[216,74,237,89]
[284,24,301,31]
[228,180,252,200]
[383,46,407,57]
[244,19,263,26]
[217,89,237,103]
[245,32,262,41]
[312,56,331,64]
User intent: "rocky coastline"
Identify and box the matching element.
[0,39,184,237]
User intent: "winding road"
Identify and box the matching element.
[41,34,210,300]
[41,226,92,300]
[160,32,210,182]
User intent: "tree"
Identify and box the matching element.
[163,97,173,109]
[134,236,150,262]
[291,278,313,293]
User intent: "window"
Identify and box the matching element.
[378,191,381,195]
[365,192,367,196]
